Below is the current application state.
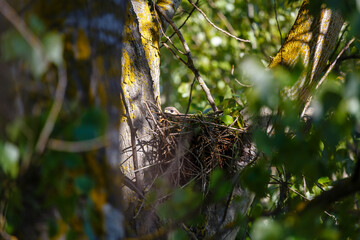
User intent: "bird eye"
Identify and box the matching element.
[170,110,174,113]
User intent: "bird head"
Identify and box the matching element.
[164,107,181,115]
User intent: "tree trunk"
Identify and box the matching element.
[269,0,344,109]
[119,0,181,233]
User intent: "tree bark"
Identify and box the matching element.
[119,0,182,234]
[120,0,181,195]
[269,0,344,109]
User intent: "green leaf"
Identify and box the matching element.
[43,32,63,66]
[0,142,20,178]
[318,177,330,185]
[251,218,283,240]
[6,118,23,142]
[221,115,234,125]
[75,176,94,194]
[1,30,31,60]
[30,47,48,77]
[250,203,263,218]
[28,15,46,36]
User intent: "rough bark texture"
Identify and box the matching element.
[119,0,182,234]
[269,0,344,106]
[120,0,180,196]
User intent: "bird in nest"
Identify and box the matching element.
[164,106,223,117]
[164,106,182,115]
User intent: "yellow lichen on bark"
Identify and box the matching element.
[133,0,161,102]
[269,0,344,104]
[121,51,135,87]
[121,1,161,104]
[75,29,91,60]
[156,0,176,16]
[268,0,312,69]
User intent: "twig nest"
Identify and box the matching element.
[143,105,255,187]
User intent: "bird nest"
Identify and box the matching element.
[144,105,256,188]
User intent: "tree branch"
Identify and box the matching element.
[155,5,219,112]
[47,136,107,152]
[315,37,355,91]
[187,0,250,43]
[161,0,199,48]
[119,84,143,189]
[299,177,360,214]
[298,144,360,214]
[35,66,67,153]
[207,0,236,35]
[301,38,355,117]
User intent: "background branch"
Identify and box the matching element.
[35,66,67,153]
[187,0,250,43]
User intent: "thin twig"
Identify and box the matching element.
[187,0,250,43]
[298,176,360,216]
[234,78,253,88]
[123,175,145,199]
[155,5,219,112]
[161,42,187,65]
[161,0,199,48]
[329,24,349,62]
[131,159,175,174]
[47,136,107,152]
[316,38,355,90]
[153,1,185,55]
[182,117,246,132]
[207,0,236,35]
[161,34,185,55]
[35,66,67,153]
[144,101,168,141]
[119,85,143,189]
[338,54,360,61]
[185,78,196,115]
[232,65,253,87]
[273,0,283,64]
[182,223,198,240]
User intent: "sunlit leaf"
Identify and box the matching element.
[221,114,234,125]
[0,142,20,178]
[43,32,64,66]
[30,47,48,77]
[251,218,283,240]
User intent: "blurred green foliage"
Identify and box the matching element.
[0,6,109,239]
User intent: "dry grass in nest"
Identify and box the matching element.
[144,105,255,189]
